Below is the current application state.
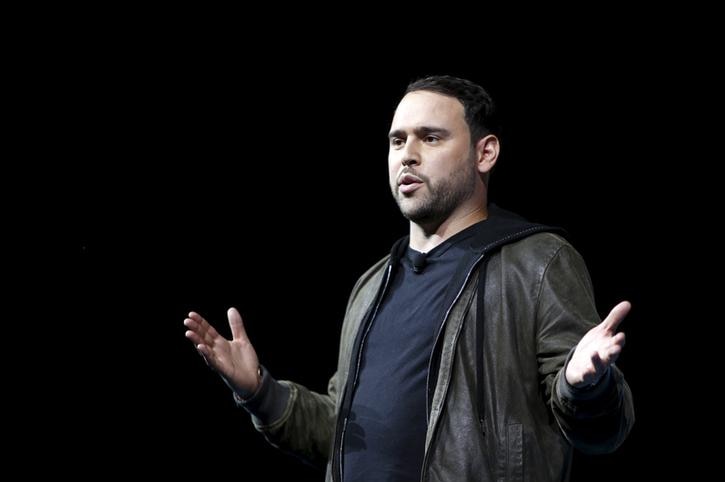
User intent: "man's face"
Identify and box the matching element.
[388,91,478,226]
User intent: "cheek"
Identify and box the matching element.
[388,154,397,180]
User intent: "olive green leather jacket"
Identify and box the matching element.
[247,215,634,482]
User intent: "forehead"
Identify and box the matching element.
[391,91,466,130]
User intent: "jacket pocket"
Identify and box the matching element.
[506,423,523,481]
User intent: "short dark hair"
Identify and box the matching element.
[405,75,498,143]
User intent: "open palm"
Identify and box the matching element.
[565,301,630,388]
[184,307,260,395]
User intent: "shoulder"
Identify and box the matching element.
[500,232,588,275]
[503,232,573,258]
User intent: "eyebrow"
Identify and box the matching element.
[387,126,452,140]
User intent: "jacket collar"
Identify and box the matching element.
[389,204,565,264]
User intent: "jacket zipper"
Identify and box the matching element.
[419,226,550,480]
[336,263,393,482]
[420,252,485,481]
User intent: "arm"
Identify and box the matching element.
[535,245,635,454]
[238,256,390,466]
[184,308,337,467]
[243,371,340,468]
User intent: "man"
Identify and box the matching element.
[184,75,634,481]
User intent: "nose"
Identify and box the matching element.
[400,141,420,167]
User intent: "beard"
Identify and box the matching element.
[391,152,478,228]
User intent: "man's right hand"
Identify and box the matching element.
[184,307,261,396]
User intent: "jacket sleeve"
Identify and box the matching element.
[241,256,389,468]
[535,242,635,454]
[245,370,340,468]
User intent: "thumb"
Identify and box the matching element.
[602,300,631,333]
[227,307,250,342]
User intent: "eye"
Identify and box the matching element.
[390,137,405,148]
[424,135,440,144]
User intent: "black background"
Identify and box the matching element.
[65,23,709,481]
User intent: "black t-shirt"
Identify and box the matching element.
[343,227,477,481]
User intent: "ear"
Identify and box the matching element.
[475,134,499,175]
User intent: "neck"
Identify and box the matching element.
[409,205,488,252]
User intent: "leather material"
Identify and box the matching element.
[253,229,634,482]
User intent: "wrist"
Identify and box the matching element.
[234,365,263,402]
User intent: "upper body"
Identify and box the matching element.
[240,212,634,481]
[184,75,634,481]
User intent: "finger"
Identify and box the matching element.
[184,318,217,346]
[227,307,250,342]
[189,343,212,366]
[199,353,211,367]
[602,301,631,333]
[187,312,211,337]
[599,333,625,365]
[188,311,206,324]
[196,344,214,362]
[184,328,215,366]
[590,351,606,373]
[187,311,224,343]
[602,344,623,365]
[185,329,206,347]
